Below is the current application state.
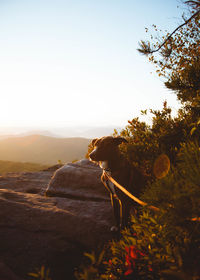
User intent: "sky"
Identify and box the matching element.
[0,0,184,129]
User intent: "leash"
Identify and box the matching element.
[102,170,200,221]
[103,170,160,212]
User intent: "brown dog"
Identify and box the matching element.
[89,136,146,231]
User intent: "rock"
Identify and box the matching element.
[0,170,53,194]
[0,161,114,280]
[42,164,64,172]
[46,159,108,200]
[0,262,24,280]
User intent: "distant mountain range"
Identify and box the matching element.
[0,125,121,139]
[51,126,121,138]
[0,135,90,165]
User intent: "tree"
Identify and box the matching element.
[138,1,200,108]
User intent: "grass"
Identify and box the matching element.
[0,160,49,175]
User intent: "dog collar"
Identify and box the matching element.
[99,161,111,172]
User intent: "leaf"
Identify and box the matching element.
[97,250,105,265]
[41,265,45,278]
[84,252,96,265]
[190,126,197,135]
[28,273,39,278]
[161,270,189,280]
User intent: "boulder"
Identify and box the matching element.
[46,159,109,200]
[0,262,24,280]
[0,170,53,194]
[0,161,114,280]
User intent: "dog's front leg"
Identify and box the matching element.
[110,193,122,231]
[121,200,132,229]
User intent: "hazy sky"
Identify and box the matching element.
[0,0,183,128]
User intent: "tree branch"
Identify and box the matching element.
[138,9,200,55]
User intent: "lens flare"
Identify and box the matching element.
[153,154,170,179]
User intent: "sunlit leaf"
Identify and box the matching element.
[190,126,197,135]
[28,273,39,278]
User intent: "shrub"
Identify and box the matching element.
[112,101,190,178]
[77,141,200,280]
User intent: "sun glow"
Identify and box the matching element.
[0,0,180,129]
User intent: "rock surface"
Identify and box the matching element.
[46,159,108,200]
[0,160,113,280]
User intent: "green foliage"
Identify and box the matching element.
[76,211,198,280]
[84,84,200,280]
[29,265,51,280]
[142,141,200,220]
[113,101,189,177]
[76,142,200,279]
[75,250,106,280]
[138,1,200,106]
[137,0,200,151]
[57,159,63,165]
[141,142,200,279]
[101,212,175,280]
[82,3,200,279]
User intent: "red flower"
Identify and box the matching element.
[124,246,146,276]
[124,267,134,276]
[148,265,153,272]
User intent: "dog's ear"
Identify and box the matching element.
[91,138,98,147]
[113,137,128,145]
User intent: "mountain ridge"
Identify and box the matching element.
[0,125,120,139]
[0,134,90,165]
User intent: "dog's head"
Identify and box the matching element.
[89,136,128,162]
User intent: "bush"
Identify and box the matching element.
[77,141,200,280]
[112,104,185,179]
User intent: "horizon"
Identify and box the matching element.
[0,124,123,139]
[0,0,183,128]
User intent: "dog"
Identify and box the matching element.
[89,136,146,231]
